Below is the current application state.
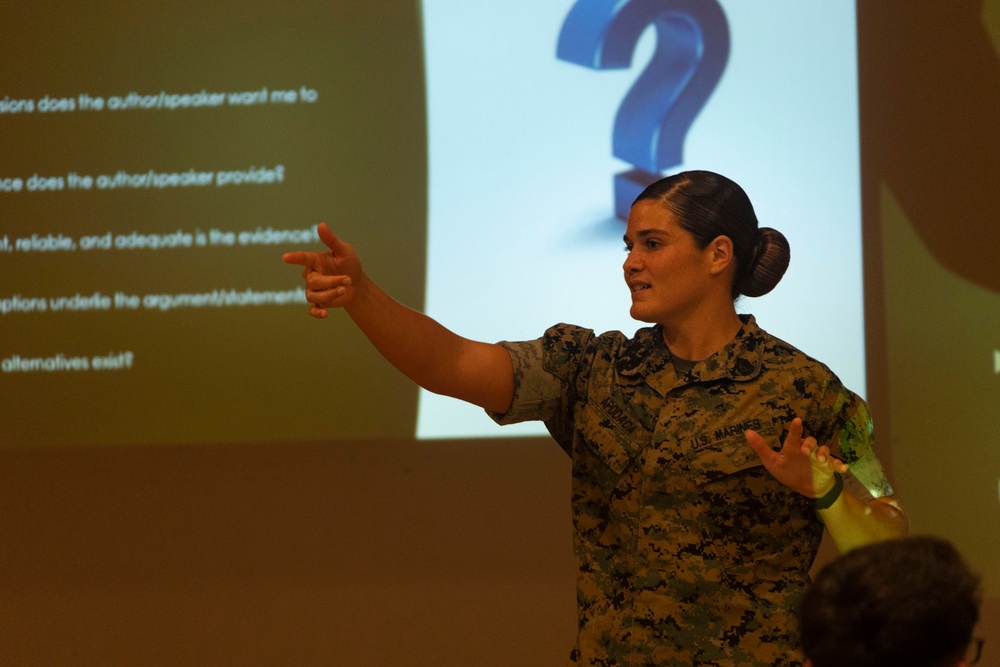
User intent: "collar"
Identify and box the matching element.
[617,314,766,397]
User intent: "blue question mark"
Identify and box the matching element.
[557,0,730,220]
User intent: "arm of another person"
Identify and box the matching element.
[745,418,908,553]
[282,223,514,414]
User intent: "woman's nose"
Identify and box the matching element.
[623,250,640,272]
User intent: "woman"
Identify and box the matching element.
[283,170,907,666]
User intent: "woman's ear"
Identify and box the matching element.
[707,235,735,275]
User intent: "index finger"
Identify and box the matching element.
[282,251,318,268]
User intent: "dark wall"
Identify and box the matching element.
[858,0,1000,658]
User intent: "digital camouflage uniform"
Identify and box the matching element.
[488,315,891,667]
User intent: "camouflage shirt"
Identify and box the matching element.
[488,315,886,666]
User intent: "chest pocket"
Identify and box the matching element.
[578,393,651,475]
[684,416,778,486]
[685,436,762,484]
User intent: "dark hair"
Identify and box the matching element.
[800,536,982,667]
[633,170,790,298]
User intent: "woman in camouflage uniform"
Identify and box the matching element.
[284,170,907,666]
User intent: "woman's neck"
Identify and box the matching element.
[661,307,743,361]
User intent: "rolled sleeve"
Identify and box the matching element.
[485,338,564,425]
[818,381,892,501]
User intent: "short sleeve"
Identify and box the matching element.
[818,382,895,500]
[486,338,563,425]
[485,323,596,431]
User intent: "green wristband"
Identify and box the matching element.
[813,472,844,510]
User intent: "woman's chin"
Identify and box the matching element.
[629,305,658,323]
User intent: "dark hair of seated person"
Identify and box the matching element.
[800,535,982,667]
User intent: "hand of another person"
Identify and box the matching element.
[282,223,363,318]
[745,417,849,499]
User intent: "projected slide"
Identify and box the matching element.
[0,3,428,446]
[1,1,865,447]
[418,0,865,438]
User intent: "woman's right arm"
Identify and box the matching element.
[282,223,514,413]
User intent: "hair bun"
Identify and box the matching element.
[741,227,790,297]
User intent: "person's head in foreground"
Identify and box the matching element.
[800,535,983,667]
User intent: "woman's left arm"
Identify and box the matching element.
[745,417,908,552]
[813,444,908,552]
